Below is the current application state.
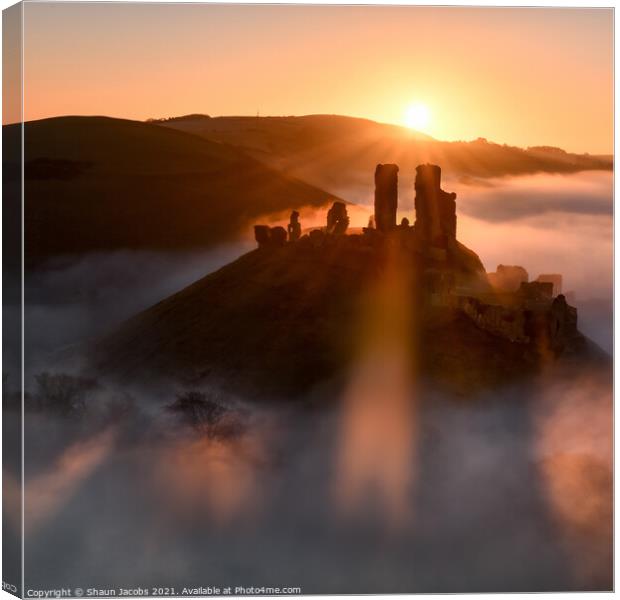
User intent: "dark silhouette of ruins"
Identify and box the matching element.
[251,162,579,356]
[271,226,287,245]
[326,201,349,235]
[254,225,271,248]
[374,164,399,232]
[488,265,529,292]
[536,273,563,295]
[288,210,301,242]
[520,281,554,301]
[549,294,578,352]
[254,224,287,248]
[414,164,457,245]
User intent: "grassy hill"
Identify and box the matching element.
[4,116,342,266]
[92,232,545,399]
[160,114,613,198]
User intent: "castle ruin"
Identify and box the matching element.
[488,265,529,292]
[374,164,399,232]
[414,164,457,246]
[288,210,302,242]
[326,201,350,235]
[535,274,563,296]
[252,162,579,356]
[254,224,287,248]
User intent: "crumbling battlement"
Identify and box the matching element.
[460,297,530,343]
[254,225,287,248]
[326,201,349,235]
[459,292,579,352]
[548,294,578,352]
[489,268,563,299]
[519,281,553,302]
[488,265,529,292]
[287,211,301,242]
[535,274,562,296]
[414,164,457,246]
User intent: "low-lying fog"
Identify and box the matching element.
[12,170,613,375]
[4,170,612,593]
[6,364,612,592]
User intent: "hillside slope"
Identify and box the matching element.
[93,232,550,399]
[4,117,342,266]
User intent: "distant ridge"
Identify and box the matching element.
[159,114,612,195]
[149,113,212,122]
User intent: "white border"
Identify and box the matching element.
[0,3,615,600]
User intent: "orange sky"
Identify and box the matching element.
[10,3,614,154]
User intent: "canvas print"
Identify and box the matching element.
[2,2,613,596]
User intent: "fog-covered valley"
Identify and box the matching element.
[10,170,612,379]
[3,169,612,593]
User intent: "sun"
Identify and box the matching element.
[404,104,430,131]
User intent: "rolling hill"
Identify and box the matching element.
[92,233,493,396]
[159,114,613,199]
[92,227,576,398]
[4,116,342,266]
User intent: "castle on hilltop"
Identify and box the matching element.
[253,163,579,355]
[254,163,459,250]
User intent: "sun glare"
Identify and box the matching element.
[404,104,430,131]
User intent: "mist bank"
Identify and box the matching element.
[454,172,613,353]
[6,170,611,384]
[4,243,254,378]
[5,165,611,593]
[4,359,611,593]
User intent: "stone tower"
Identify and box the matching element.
[374,164,399,232]
[414,164,457,245]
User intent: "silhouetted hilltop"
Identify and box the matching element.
[159,115,612,195]
[150,114,212,122]
[4,116,341,267]
[93,228,500,396]
[94,164,602,399]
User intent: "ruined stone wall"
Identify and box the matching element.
[548,294,578,351]
[374,164,399,232]
[519,281,553,302]
[459,293,580,352]
[326,201,349,235]
[459,296,530,343]
[414,164,457,245]
[254,225,287,248]
[535,274,563,295]
[487,265,529,292]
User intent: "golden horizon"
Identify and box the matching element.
[5,4,612,154]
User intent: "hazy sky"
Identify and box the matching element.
[13,3,614,153]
